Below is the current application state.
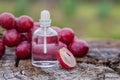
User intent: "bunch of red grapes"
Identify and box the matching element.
[0,12,89,61]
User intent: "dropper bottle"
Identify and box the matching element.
[32,10,59,67]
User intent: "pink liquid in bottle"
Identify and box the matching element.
[32,35,59,67]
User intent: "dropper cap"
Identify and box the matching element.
[41,10,50,20]
[40,10,51,27]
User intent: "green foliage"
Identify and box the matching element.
[14,0,29,17]
[59,0,78,18]
[98,0,110,18]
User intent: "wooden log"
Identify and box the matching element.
[0,41,120,80]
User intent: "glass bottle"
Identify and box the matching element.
[32,10,59,67]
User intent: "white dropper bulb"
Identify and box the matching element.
[40,10,50,21]
[40,10,51,54]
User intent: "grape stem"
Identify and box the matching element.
[15,57,20,67]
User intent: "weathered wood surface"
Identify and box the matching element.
[0,40,120,80]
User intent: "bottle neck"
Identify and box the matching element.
[40,19,51,28]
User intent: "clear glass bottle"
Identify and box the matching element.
[32,10,59,67]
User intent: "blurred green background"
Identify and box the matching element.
[0,0,120,40]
